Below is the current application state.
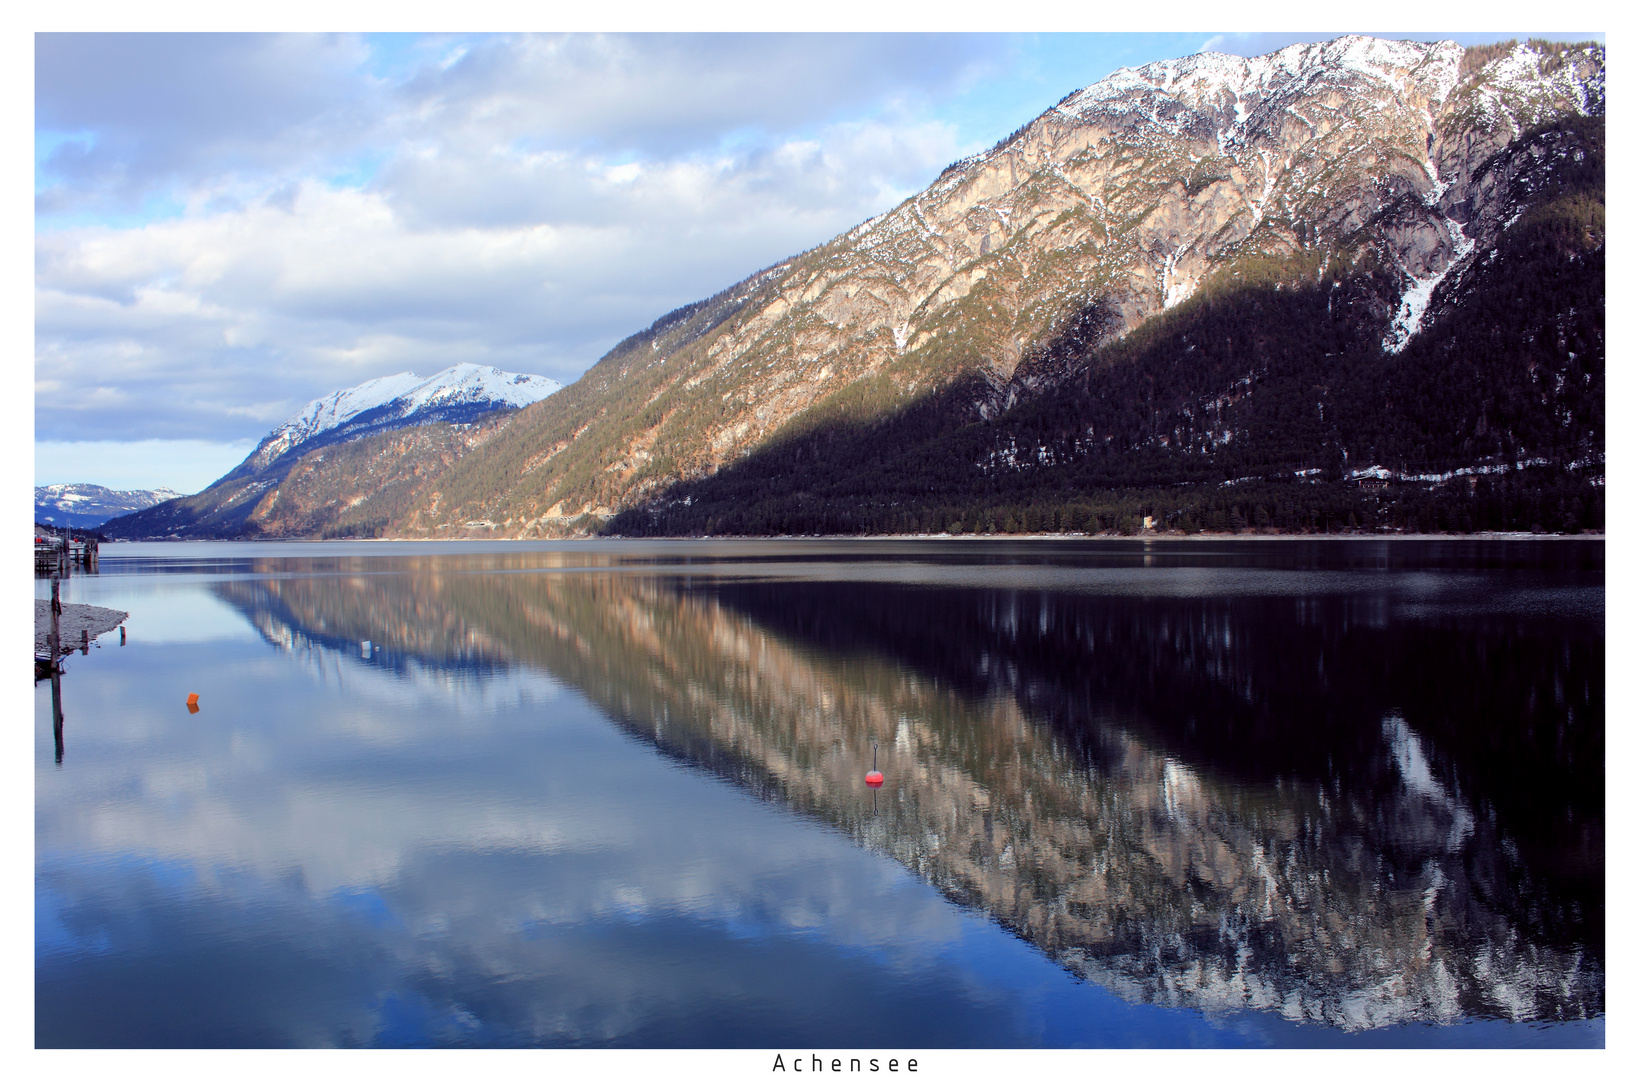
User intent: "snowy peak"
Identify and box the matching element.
[35,483,184,528]
[397,363,565,413]
[895,35,1594,344]
[249,364,562,472]
[1057,37,1463,133]
[37,482,182,503]
[271,371,426,450]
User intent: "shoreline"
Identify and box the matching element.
[98,530,1603,546]
[35,600,128,658]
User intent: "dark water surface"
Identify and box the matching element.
[35,538,1604,1047]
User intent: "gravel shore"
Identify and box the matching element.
[35,600,128,657]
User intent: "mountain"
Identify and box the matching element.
[237,363,563,479]
[420,36,1604,538]
[99,364,561,539]
[115,36,1606,540]
[35,484,182,529]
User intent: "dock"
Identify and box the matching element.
[35,534,99,574]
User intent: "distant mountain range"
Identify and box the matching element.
[36,484,182,529]
[105,37,1604,540]
[99,364,561,539]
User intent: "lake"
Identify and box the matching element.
[35,538,1604,1048]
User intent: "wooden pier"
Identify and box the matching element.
[34,534,98,575]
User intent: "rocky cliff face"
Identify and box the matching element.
[238,421,511,539]
[384,35,1598,538]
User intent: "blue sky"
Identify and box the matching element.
[33,29,1603,493]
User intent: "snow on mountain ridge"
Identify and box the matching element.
[254,364,563,469]
[397,363,564,412]
[1449,42,1604,139]
[271,372,424,449]
[1059,36,1463,123]
[36,483,185,528]
[38,483,182,502]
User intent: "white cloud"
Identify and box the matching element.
[37,132,967,451]
[36,33,990,462]
[36,33,377,216]
[381,33,995,160]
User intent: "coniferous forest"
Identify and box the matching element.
[608,116,1603,539]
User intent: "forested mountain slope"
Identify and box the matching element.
[441,36,1602,538]
[617,111,1603,537]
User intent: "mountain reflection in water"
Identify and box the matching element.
[209,545,1602,1033]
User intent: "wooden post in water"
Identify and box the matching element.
[51,662,64,765]
[47,577,61,667]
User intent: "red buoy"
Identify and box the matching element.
[859,745,886,787]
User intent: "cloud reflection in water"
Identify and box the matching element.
[37,541,1603,1046]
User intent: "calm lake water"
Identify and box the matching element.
[35,538,1603,1048]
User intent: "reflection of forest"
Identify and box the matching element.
[213,562,1603,1030]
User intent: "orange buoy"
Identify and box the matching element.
[864,743,883,786]
[186,692,200,714]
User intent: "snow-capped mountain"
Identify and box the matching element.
[35,484,183,529]
[395,35,1600,537]
[246,363,563,474]
[99,363,561,539]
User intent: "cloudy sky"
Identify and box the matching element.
[33,28,1601,493]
